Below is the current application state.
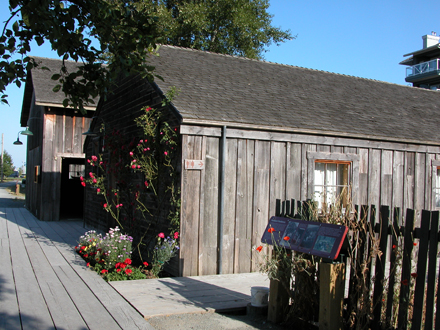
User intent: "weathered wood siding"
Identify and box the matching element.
[25,97,92,221]
[179,125,440,276]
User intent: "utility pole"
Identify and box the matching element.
[1,133,4,182]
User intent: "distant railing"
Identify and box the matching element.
[406,58,440,77]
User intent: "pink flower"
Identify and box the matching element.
[137,165,141,169]
[81,182,86,187]
[92,178,97,184]
[129,152,133,157]
[80,176,84,182]
[89,172,94,178]
[158,233,165,239]
[139,140,143,143]
[174,232,179,239]
[103,203,107,208]
[144,181,149,187]
[131,165,136,169]
[97,188,101,193]
[164,151,168,156]
[91,155,98,162]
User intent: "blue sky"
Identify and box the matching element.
[0,0,438,168]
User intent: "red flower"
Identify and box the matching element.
[413,242,417,246]
[267,228,275,233]
[86,263,90,267]
[125,269,132,275]
[143,261,149,267]
[84,254,88,258]
[174,232,179,239]
[103,203,107,208]
[401,279,409,286]
[115,262,121,268]
[120,263,127,269]
[411,273,418,278]
[158,232,165,239]
[124,258,132,265]
[392,244,397,249]
[101,269,108,274]
[283,236,290,241]
[116,269,121,272]
[89,172,94,178]
[81,181,86,187]
[80,176,84,182]
[256,246,263,252]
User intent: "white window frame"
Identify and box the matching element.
[307,151,360,209]
[431,160,440,210]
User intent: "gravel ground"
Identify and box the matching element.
[147,310,292,330]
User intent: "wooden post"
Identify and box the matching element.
[319,262,345,330]
[267,250,291,323]
[16,183,20,195]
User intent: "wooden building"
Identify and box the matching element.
[20,57,96,221]
[83,45,440,276]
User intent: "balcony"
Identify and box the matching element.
[406,59,440,82]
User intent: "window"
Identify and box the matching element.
[435,168,440,208]
[307,151,359,211]
[431,160,440,209]
[314,161,351,211]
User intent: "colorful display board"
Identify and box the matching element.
[261,216,348,260]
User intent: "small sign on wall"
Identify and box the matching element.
[185,159,204,170]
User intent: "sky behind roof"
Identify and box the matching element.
[1,0,439,169]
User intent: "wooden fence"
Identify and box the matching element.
[275,199,440,330]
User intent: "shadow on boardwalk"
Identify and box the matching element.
[0,207,153,330]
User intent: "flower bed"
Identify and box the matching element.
[75,227,179,281]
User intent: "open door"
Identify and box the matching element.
[60,158,85,220]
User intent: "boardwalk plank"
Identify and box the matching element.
[0,212,21,330]
[5,209,55,330]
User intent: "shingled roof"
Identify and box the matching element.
[21,56,97,126]
[149,45,440,145]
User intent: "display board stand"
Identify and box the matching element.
[262,216,348,326]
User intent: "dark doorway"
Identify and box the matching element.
[60,158,85,219]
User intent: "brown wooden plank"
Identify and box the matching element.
[252,140,271,265]
[180,135,202,276]
[368,149,381,212]
[234,139,252,273]
[393,151,404,211]
[411,210,431,330]
[222,138,238,274]
[425,210,439,330]
[199,136,219,275]
[286,143,302,201]
[269,141,286,218]
[381,150,393,207]
[414,153,425,224]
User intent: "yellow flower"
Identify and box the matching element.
[92,242,96,246]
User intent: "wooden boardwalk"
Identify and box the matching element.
[0,207,271,328]
[111,273,270,319]
[0,207,153,330]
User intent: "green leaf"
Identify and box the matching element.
[51,74,61,80]
[53,84,61,92]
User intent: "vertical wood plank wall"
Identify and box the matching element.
[179,126,440,276]
[26,105,91,221]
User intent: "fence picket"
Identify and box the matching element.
[425,210,439,330]
[398,208,415,330]
[372,205,389,329]
[386,207,400,328]
[411,210,431,330]
[271,200,440,329]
